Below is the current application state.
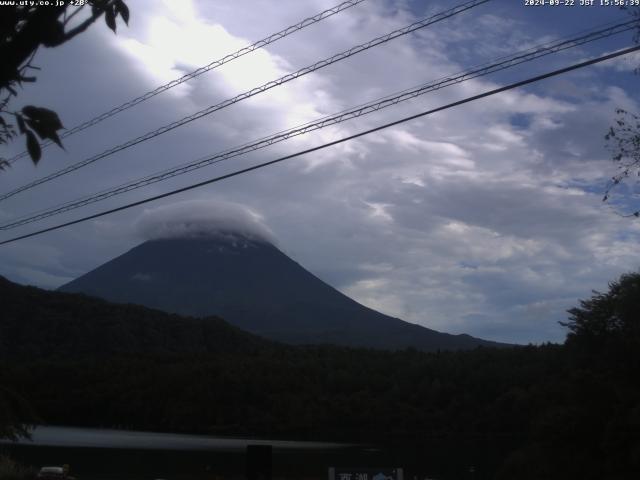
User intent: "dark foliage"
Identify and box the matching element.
[0,0,129,165]
[0,275,272,359]
[0,273,639,478]
[603,7,640,217]
[0,387,36,442]
[563,271,640,344]
[604,109,640,217]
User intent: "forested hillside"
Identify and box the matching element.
[1,273,639,479]
[0,275,272,358]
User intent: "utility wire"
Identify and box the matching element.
[6,0,368,164]
[1,19,636,231]
[1,44,638,247]
[0,0,490,203]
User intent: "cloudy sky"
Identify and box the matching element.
[1,0,639,344]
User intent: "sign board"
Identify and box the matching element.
[328,468,403,480]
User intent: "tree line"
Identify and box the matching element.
[1,272,639,478]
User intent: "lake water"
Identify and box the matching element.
[4,426,346,451]
[2,426,505,480]
[2,426,367,480]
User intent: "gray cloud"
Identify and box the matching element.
[134,199,277,244]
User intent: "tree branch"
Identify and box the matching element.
[62,5,85,27]
[55,1,116,45]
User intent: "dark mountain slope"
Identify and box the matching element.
[0,275,270,359]
[59,234,506,351]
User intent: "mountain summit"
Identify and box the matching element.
[59,233,504,350]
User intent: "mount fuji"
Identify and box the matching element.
[59,233,505,351]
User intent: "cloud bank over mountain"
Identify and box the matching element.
[135,200,277,244]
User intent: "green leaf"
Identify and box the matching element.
[116,0,129,25]
[25,130,41,164]
[15,114,26,134]
[105,6,116,32]
[22,106,64,131]
[25,118,64,148]
[22,106,65,148]
[91,0,108,17]
[41,20,65,47]
[48,130,64,149]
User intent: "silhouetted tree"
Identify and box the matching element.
[561,271,640,343]
[603,7,640,216]
[0,0,129,440]
[0,387,36,441]
[0,0,129,167]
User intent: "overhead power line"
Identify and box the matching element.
[1,19,636,231]
[7,0,368,164]
[0,0,490,203]
[1,44,638,247]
